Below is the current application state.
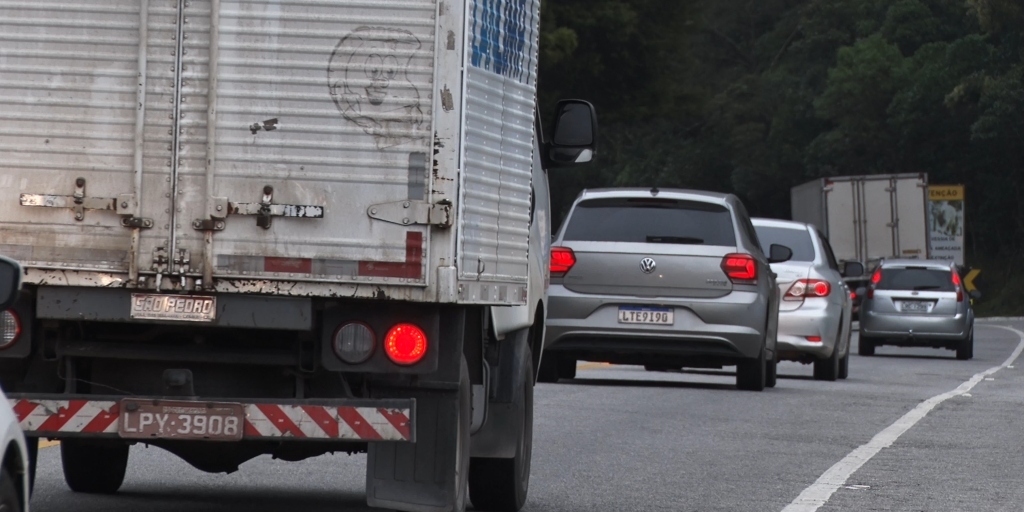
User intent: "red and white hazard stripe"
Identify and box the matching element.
[9,399,412,442]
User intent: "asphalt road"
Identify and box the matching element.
[30,321,1024,512]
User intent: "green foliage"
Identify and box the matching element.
[538,0,1024,310]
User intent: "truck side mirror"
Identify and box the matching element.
[768,244,793,264]
[969,289,982,300]
[842,261,864,278]
[0,256,21,311]
[547,100,598,167]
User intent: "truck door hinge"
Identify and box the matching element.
[20,177,153,228]
[193,186,324,231]
[367,200,453,228]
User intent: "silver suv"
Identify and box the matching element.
[859,260,975,359]
[541,188,790,391]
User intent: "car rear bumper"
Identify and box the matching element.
[860,311,970,341]
[777,302,837,359]
[545,286,768,361]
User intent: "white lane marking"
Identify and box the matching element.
[781,325,1024,512]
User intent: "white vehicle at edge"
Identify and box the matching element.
[752,219,863,381]
[0,255,29,512]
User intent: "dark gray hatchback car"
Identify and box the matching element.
[540,188,789,391]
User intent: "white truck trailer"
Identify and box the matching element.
[0,1,597,511]
[791,174,930,267]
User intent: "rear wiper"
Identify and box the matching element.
[646,236,704,244]
[912,285,942,290]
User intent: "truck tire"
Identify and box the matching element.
[469,349,534,511]
[61,440,129,494]
[451,357,471,512]
[813,345,839,381]
[736,347,766,391]
[858,336,876,356]
[0,467,21,512]
[556,357,576,381]
[537,354,560,383]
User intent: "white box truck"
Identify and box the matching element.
[791,174,930,266]
[0,1,597,511]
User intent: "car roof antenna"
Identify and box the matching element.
[651,186,660,197]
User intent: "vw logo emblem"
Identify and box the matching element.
[639,257,657,274]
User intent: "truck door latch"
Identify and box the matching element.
[20,177,153,228]
[367,200,453,228]
[192,186,325,231]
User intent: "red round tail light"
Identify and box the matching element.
[384,323,428,365]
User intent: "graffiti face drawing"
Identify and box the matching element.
[328,27,425,149]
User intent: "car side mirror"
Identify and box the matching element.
[768,244,792,264]
[842,261,864,278]
[0,256,21,311]
[547,100,598,167]
[969,289,982,300]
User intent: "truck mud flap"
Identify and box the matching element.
[8,395,413,442]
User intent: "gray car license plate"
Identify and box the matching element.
[618,307,673,325]
[130,294,216,322]
[900,300,931,313]
[119,399,244,441]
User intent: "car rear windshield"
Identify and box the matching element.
[561,198,736,246]
[753,226,815,262]
[877,267,955,292]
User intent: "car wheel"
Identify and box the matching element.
[838,351,850,379]
[0,467,21,512]
[814,345,839,381]
[537,355,560,383]
[956,328,974,360]
[736,347,766,392]
[765,355,778,388]
[557,357,576,380]
[61,440,129,494]
[858,336,876,356]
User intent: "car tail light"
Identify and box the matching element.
[0,310,21,349]
[784,279,832,300]
[550,247,576,277]
[952,271,963,302]
[333,322,376,364]
[384,323,428,365]
[850,291,857,299]
[721,254,757,284]
[806,336,822,343]
[871,269,882,284]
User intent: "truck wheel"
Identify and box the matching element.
[765,355,778,388]
[61,440,129,494]
[469,349,534,511]
[858,336,876,356]
[0,467,21,512]
[736,347,766,391]
[451,357,471,512]
[813,345,839,381]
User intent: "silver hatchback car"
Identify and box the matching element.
[541,188,791,391]
[752,219,861,381]
[859,260,975,359]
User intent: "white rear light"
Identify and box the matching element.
[784,279,831,300]
[333,322,376,364]
[0,310,21,349]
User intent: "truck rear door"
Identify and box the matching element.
[1,1,441,291]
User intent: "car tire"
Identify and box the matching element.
[858,336,876,356]
[61,440,129,494]
[813,345,839,381]
[736,348,766,392]
[537,355,560,383]
[838,350,850,379]
[469,348,534,512]
[557,358,576,380]
[0,467,21,512]
[956,328,974,360]
[765,355,778,388]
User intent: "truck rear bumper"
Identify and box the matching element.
[9,394,414,442]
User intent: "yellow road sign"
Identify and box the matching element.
[964,269,980,292]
